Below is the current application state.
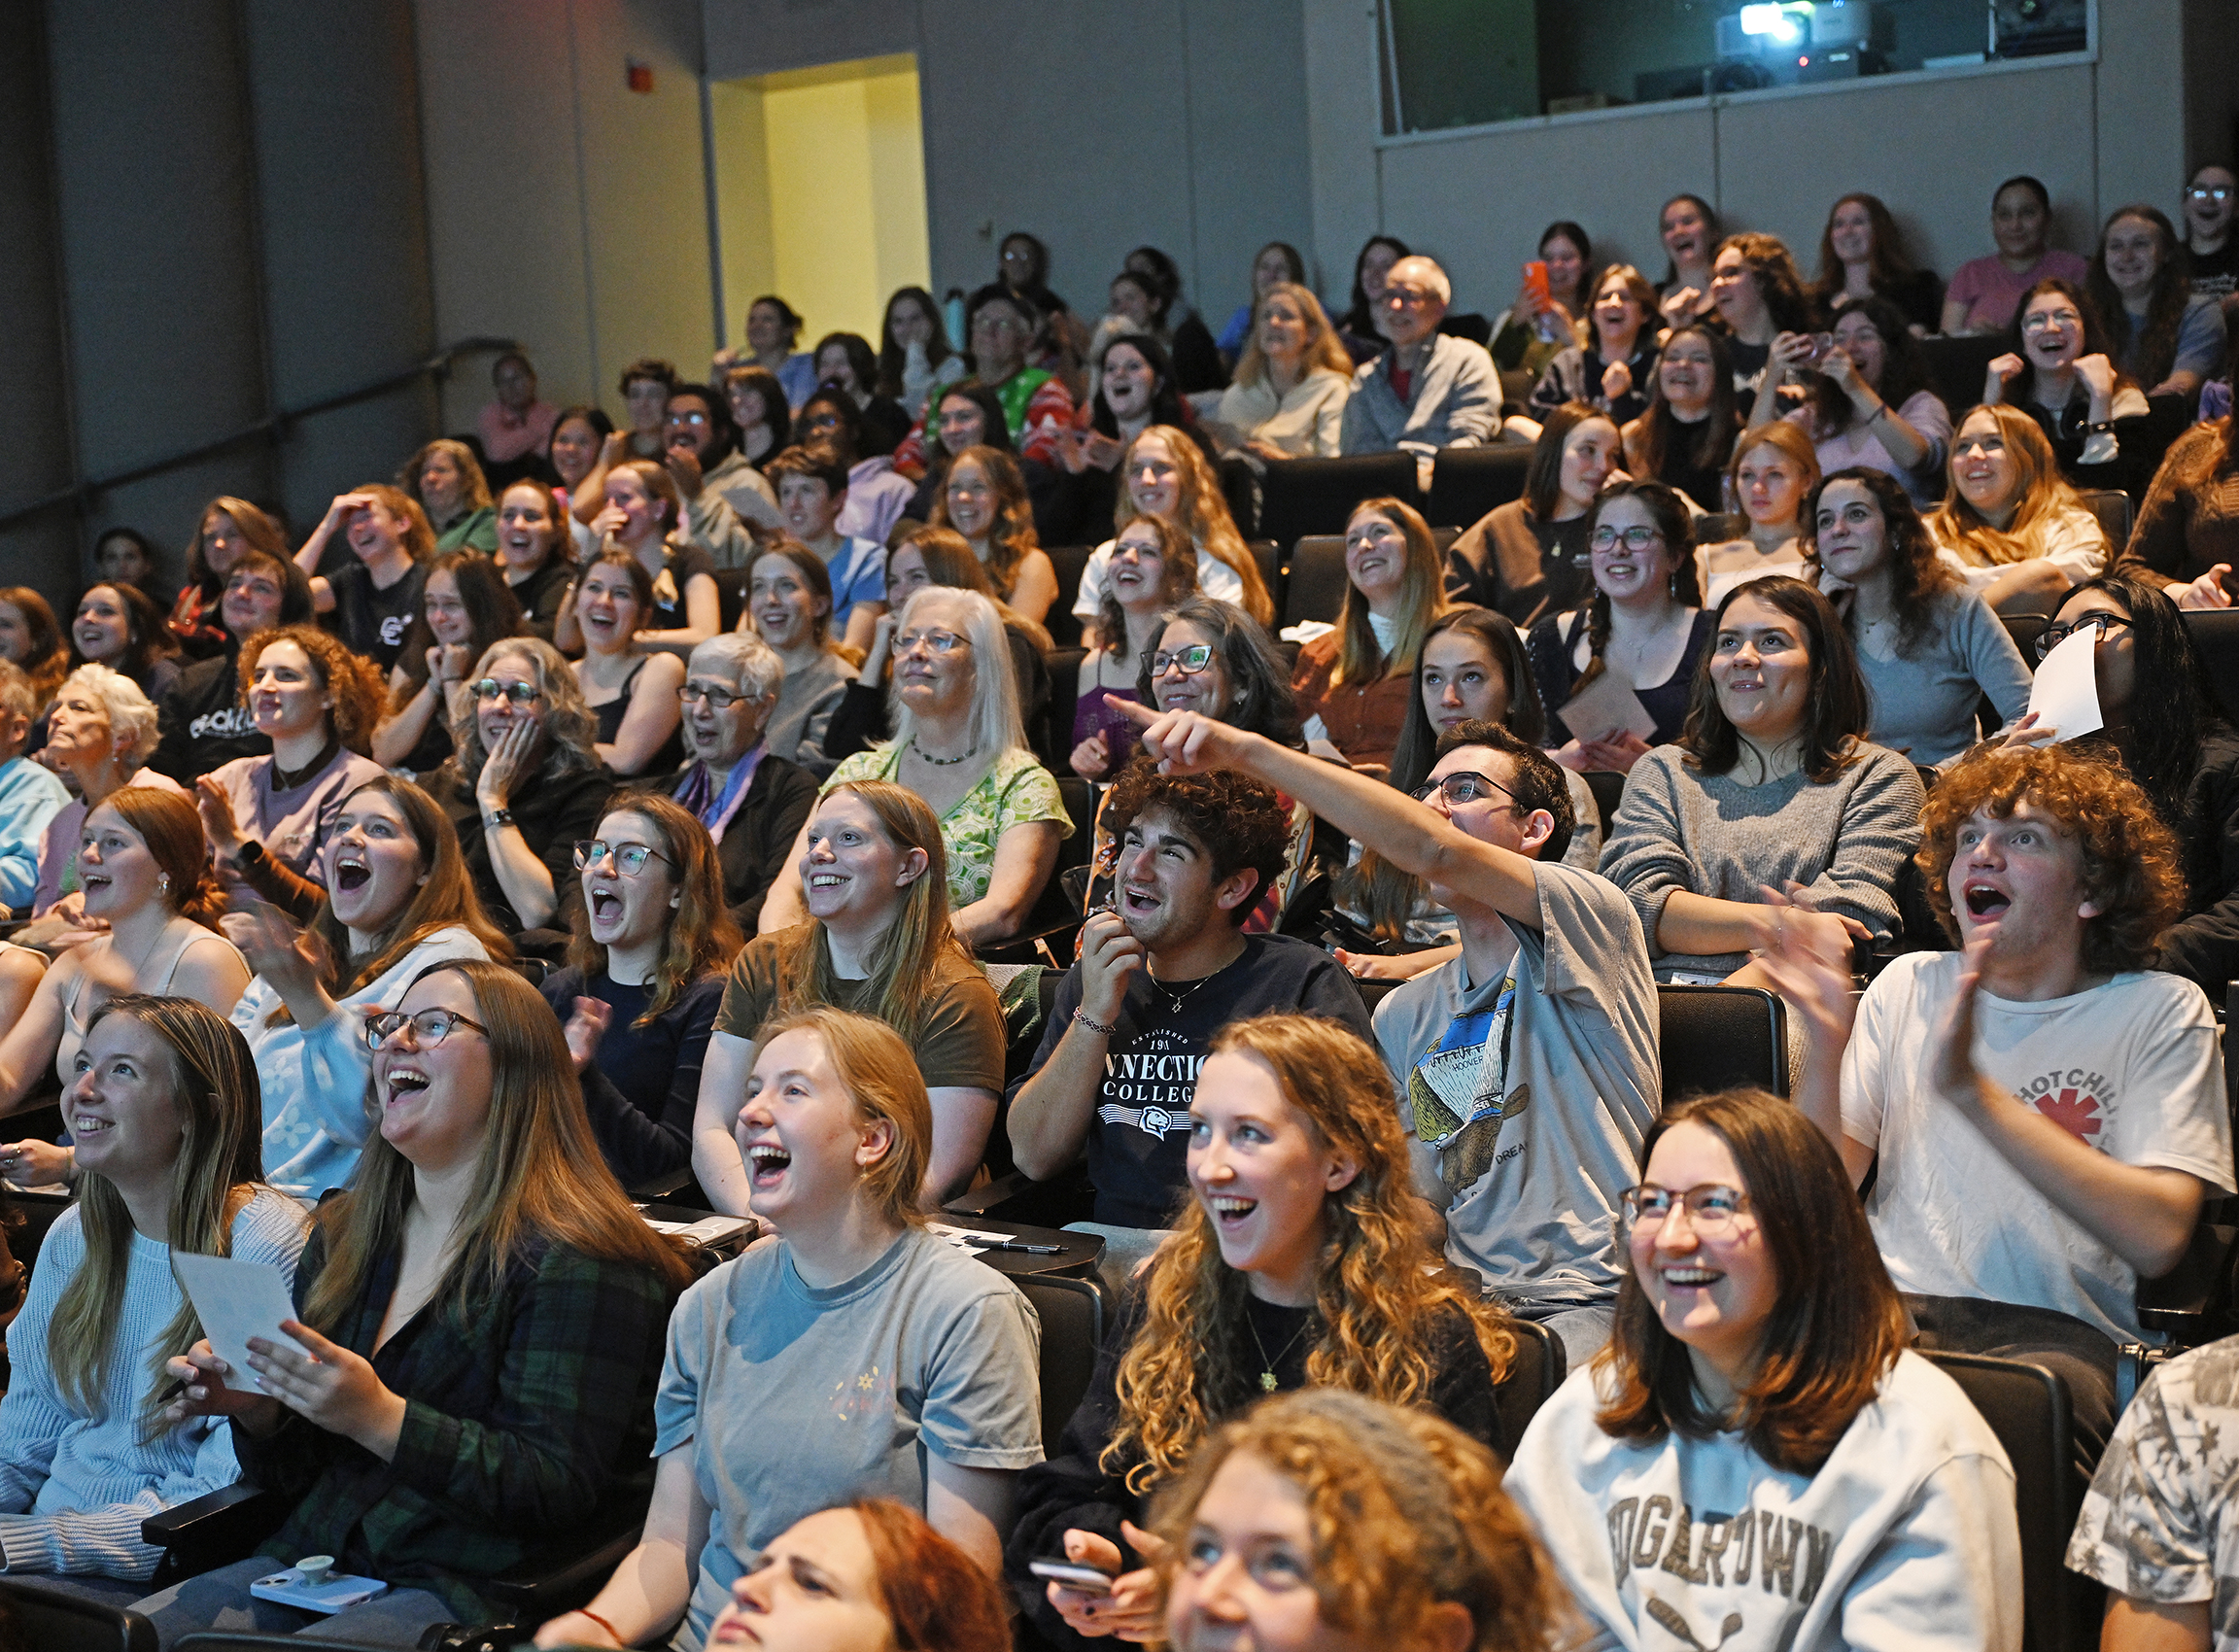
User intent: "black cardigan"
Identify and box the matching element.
[634,755,819,934]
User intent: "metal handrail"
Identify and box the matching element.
[0,335,521,532]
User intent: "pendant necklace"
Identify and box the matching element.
[1245,1307,1311,1394]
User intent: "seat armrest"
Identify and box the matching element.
[2138,1223,2237,1337]
[482,1523,643,1617]
[627,1165,697,1203]
[943,1171,1035,1217]
[143,1481,290,1585]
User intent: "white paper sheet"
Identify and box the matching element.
[1557,670,1659,743]
[2025,626,2105,743]
[171,1253,304,1382]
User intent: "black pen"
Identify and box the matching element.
[976,1239,1064,1255]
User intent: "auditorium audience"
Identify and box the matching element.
[2087,204,2227,404]
[931,444,1060,623]
[1708,232,1817,393]
[809,332,913,459]
[1072,426,1274,640]
[1814,190,1945,332]
[2116,408,2239,607]
[1983,278,2157,499]
[612,357,676,462]
[372,549,527,772]
[168,498,287,662]
[1506,1088,2023,1649]
[721,366,790,484]
[662,632,818,934]
[0,996,307,1590]
[660,381,774,567]
[293,484,432,674]
[899,382,1024,529]
[433,637,614,939]
[150,960,692,1645]
[398,438,497,556]
[1755,294,1950,509]
[957,284,1078,467]
[1009,1013,1511,1650]
[541,795,738,1188]
[1943,175,2092,336]
[878,285,966,419]
[66,582,181,706]
[543,406,612,560]
[0,663,68,915]
[1120,245,1226,395]
[93,528,169,608]
[195,624,387,904]
[742,542,853,775]
[1154,1392,1568,1652]
[1007,766,1372,1230]
[1762,743,2232,1485]
[1622,324,1742,512]
[1069,515,1194,782]
[694,781,1004,1213]
[584,460,720,653]
[1,788,251,1121]
[720,298,814,409]
[1212,285,1353,461]
[33,668,189,919]
[1053,334,1210,533]
[568,548,687,778]
[1115,702,1655,1361]
[1696,422,1819,605]
[150,551,316,785]
[1531,479,1712,769]
[0,589,65,719]
[1446,403,1623,626]
[1340,256,1501,454]
[224,775,504,1204]
[1655,193,1721,326]
[1528,263,1660,428]
[548,1006,1041,1652]
[1599,577,1924,980]
[1931,403,2111,612]
[766,588,1068,947]
[1812,467,2032,763]
[1292,497,1448,771]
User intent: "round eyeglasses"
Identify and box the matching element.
[364,1008,489,1050]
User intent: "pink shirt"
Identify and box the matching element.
[476,397,561,464]
[1944,250,2090,333]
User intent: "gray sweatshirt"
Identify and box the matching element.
[1853,586,2032,766]
[1599,741,1926,977]
[1339,332,1502,454]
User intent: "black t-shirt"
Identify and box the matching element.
[508,559,574,642]
[651,543,716,634]
[328,561,427,673]
[1017,934,1375,1228]
[2191,241,2239,302]
[151,650,266,783]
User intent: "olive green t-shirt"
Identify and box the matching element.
[712,925,1006,1094]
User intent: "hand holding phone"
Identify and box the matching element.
[1030,1560,1116,1595]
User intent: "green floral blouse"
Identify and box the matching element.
[824,743,1073,910]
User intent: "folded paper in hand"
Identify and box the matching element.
[2024,626,2104,743]
[171,1253,303,1382]
[1557,670,1658,744]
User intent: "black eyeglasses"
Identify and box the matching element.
[573,840,677,877]
[2036,612,2133,660]
[1590,526,1666,553]
[471,678,541,706]
[1145,644,1215,676]
[677,682,748,709]
[1410,772,1518,809]
[364,1008,489,1050]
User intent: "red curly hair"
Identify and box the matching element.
[1919,745,2184,976]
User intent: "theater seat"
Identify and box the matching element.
[1282,536,1351,630]
[1493,1315,1566,1447]
[0,1577,155,1652]
[1257,455,1419,560]
[1655,985,1787,1101]
[1920,1350,2085,1652]
[2074,488,2132,551]
[2183,609,2239,721]
[1423,445,1532,533]
[1014,1272,1110,1456]
[1044,545,1095,651]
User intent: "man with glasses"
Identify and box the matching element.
[1007,765,1372,1237]
[956,284,1075,468]
[2185,162,2238,303]
[651,634,816,933]
[1339,255,1501,456]
[1111,701,1658,1362]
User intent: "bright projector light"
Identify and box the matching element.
[1739,3,1806,41]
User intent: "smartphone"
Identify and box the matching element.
[1030,1560,1117,1595]
[1521,260,1552,310]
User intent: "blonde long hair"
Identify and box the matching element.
[1331,499,1446,687]
[1232,283,1354,390]
[302,961,692,1332]
[1931,403,2094,568]
[1115,427,1274,627]
[1102,1015,1515,1495]
[51,997,273,1436]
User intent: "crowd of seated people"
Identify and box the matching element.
[9,167,2239,1651]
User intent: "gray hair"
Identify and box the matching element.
[687,632,783,703]
[1388,255,1451,308]
[0,660,31,725]
[450,636,599,781]
[887,587,1025,761]
[62,663,160,769]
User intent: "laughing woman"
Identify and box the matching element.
[372,552,527,774]
[0,996,307,1592]
[538,1007,1043,1652]
[149,961,692,1646]
[223,775,507,1206]
[568,548,687,778]
[541,795,740,1189]
[1005,1013,1510,1652]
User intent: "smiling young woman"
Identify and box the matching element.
[1005,1013,1513,1652]
[1291,499,1447,772]
[1505,1088,2021,1650]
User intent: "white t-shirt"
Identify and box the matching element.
[1071,538,1245,621]
[1842,952,2234,1343]
[1507,1352,2021,1652]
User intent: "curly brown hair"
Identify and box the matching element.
[1150,1391,1569,1652]
[1104,761,1291,928]
[1918,745,2185,975]
[1104,1015,1517,1496]
[236,624,388,755]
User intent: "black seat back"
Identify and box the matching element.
[1282,535,1352,630]
[1494,1315,1567,1449]
[1916,334,2004,422]
[1257,455,1419,560]
[1044,545,1096,650]
[2183,609,2239,722]
[1655,985,1787,1101]
[1423,445,1532,533]
[1582,769,1625,838]
[2075,488,2132,552]
[0,1578,156,1652]
[1015,1272,1109,1457]
[1920,1350,2081,1652]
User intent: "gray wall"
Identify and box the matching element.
[0,0,438,609]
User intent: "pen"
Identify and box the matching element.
[977,1239,1064,1255]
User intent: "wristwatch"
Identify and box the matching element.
[483,808,516,829]
[232,838,266,869]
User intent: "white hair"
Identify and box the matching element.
[61,663,159,769]
[688,632,783,702]
[1388,256,1451,308]
[887,587,1025,761]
